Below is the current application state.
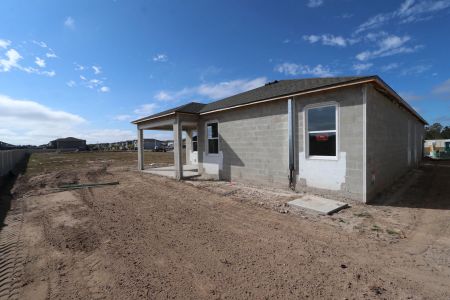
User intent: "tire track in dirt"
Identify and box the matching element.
[0,200,24,300]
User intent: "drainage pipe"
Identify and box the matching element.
[288,98,295,189]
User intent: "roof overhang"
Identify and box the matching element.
[132,76,427,126]
[198,76,427,125]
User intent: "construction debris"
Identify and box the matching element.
[56,182,119,191]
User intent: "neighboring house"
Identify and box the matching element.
[424,139,450,156]
[49,137,87,150]
[0,141,16,150]
[132,76,427,203]
[91,139,165,151]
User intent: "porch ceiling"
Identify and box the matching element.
[138,113,199,130]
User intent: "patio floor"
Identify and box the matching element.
[142,164,199,179]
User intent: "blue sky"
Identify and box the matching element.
[1,0,449,145]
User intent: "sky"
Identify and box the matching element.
[1,0,450,145]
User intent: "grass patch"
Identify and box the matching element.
[25,151,175,177]
[371,224,382,232]
[386,228,400,235]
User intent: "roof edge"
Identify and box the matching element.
[132,76,427,126]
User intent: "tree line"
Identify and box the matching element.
[425,123,450,140]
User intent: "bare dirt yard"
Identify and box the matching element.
[0,151,449,299]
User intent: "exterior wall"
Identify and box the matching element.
[196,83,424,203]
[294,85,365,201]
[197,86,365,201]
[197,100,289,186]
[366,85,425,201]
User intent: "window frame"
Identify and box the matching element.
[304,102,339,160]
[192,132,198,152]
[205,120,219,156]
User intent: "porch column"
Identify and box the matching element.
[137,128,144,170]
[173,116,183,180]
[185,129,192,165]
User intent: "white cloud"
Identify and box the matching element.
[134,103,159,116]
[356,34,421,61]
[92,65,102,74]
[154,91,174,101]
[114,114,133,121]
[0,49,22,72]
[74,63,85,71]
[307,0,324,8]
[0,94,84,124]
[196,77,266,99]
[32,40,47,48]
[46,52,57,58]
[303,35,321,44]
[303,34,350,47]
[82,129,135,144]
[41,70,56,77]
[275,62,335,77]
[432,78,450,96]
[99,86,110,93]
[0,39,11,49]
[353,63,373,74]
[66,80,76,87]
[0,94,137,145]
[153,53,168,62]
[153,77,267,102]
[35,57,46,68]
[355,0,450,34]
[397,0,450,23]
[64,16,75,30]
[381,63,400,72]
[0,48,55,77]
[400,64,431,75]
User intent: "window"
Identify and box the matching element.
[192,134,198,152]
[206,122,219,154]
[306,105,337,158]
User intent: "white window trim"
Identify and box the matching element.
[205,120,219,156]
[192,131,198,152]
[304,102,339,161]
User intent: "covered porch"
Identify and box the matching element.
[135,110,200,180]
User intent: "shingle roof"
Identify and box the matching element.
[53,137,85,142]
[200,76,367,113]
[132,102,206,123]
[132,76,427,124]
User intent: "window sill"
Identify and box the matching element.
[307,155,338,161]
[206,153,220,157]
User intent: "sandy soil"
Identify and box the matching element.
[0,153,449,299]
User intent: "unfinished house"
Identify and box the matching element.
[132,76,427,203]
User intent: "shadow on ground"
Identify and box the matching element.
[0,154,30,230]
[370,159,450,210]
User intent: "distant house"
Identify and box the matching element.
[424,139,450,156]
[49,137,87,150]
[133,76,427,203]
[0,141,16,150]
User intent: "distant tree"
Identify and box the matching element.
[441,126,450,139]
[425,123,443,139]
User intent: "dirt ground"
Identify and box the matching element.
[0,152,449,299]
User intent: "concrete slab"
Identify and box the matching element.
[142,164,199,179]
[288,195,349,215]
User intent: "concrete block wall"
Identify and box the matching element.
[0,150,28,177]
[366,85,425,201]
[294,85,365,201]
[198,100,289,186]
